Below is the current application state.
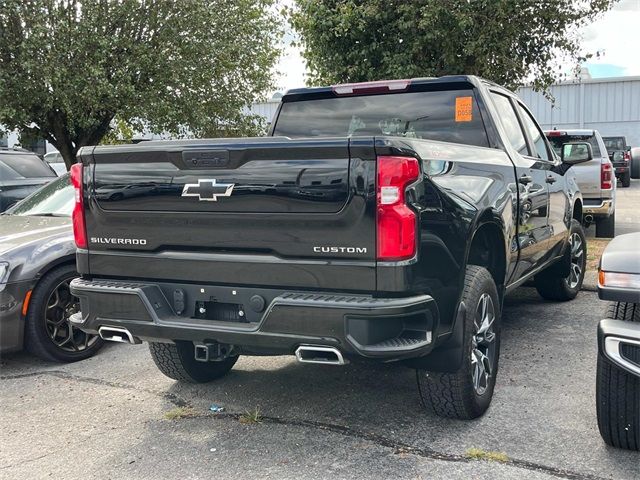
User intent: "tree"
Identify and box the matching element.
[0,0,281,169]
[289,0,617,92]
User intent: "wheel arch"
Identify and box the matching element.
[34,255,77,282]
[466,212,508,300]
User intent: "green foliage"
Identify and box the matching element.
[0,0,281,168]
[289,0,617,92]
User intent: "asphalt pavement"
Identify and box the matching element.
[1,180,639,480]
[1,288,639,480]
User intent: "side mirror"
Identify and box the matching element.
[561,142,593,165]
[626,146,631,152]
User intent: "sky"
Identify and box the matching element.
[274,0,640,93]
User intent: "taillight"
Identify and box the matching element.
[601,161,613,190]
[376,156,420,261]
[70,163,87,248]
[623,151,631,162]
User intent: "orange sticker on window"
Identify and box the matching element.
[455,96,473,122]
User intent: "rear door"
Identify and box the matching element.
[489,92,551,279]
[82,138,377,291]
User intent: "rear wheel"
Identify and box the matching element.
[596,302,640,451]
[596,212,615,238]
[149,341,238,383]
[535,219,586,301]
[620,171,631,188]
[416,266,501,419]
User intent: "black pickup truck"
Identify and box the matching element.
[70,76,591,419]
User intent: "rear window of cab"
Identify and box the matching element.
[273,89,490,148]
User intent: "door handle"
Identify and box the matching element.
[546,175,557,184]
[519,174,533,185]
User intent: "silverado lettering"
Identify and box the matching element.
[71,75,588,420]
[90,237,147,245]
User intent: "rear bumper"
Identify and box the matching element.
[70,278,439,361]
[583,199,614,217]
[598,318,640,378]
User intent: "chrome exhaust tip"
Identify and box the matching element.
[295,345,347,365]
[98,326,141,344]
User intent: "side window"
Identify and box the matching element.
[516,103,550,161]
[490,93,528,156]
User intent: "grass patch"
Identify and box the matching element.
[239,407,262,425]
[163,407,197,420]
[586,238,611,272]
[465,447,509,463]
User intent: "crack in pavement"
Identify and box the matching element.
[0,370,610,480]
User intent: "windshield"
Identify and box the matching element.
[7,173,73,217]
[546,134,601,158]
[602,137,625,151]
[273,89,490,148]
[0,154,56,179]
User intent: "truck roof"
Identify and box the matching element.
[282,75,515,102]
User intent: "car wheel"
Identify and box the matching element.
[595,211,615,239]
[416,265,501,419]
[620,171,631,188]
[596,302,640,451]
[149,341,238,383]
[25,264,104,362]
[534,219,586,301]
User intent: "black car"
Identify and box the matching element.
[0,173,103,362]
[0,147,57,212]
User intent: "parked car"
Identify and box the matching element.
[70,75,589,419]
[0,147,57,212]
[43,151,68,176]
[0,173,103,361]
[596,232,640,451]
[602,136,631,188]
[546,130,616,238]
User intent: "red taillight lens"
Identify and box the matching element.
[376,156,420,261]
[623,151,631,162]
[70,163,87,248]
[601,161,613,190]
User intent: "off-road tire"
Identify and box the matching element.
[535,219,586,301]
[596,211,615,238]
[620,171,631,188]
[149,341,238,383]
[416,265,501,419]
[596,302,640,451]
[25,264,104,362]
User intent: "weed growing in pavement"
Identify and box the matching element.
[239,407,262,424]
[465,447,509,463]
[163,407,197,420]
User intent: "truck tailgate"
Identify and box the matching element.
[79,138,377,291]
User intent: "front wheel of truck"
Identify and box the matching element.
[149,341,238,383]
[534,219,586,301]
[416,265,501,419]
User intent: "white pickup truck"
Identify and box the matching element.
[546,129,616,238]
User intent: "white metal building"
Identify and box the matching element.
[517,76,640,147]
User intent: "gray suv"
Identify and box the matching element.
[546,129,616,238]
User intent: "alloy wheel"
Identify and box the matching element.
[471,293,497,396]
[565,232,584,289]
[44,278,99,352]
